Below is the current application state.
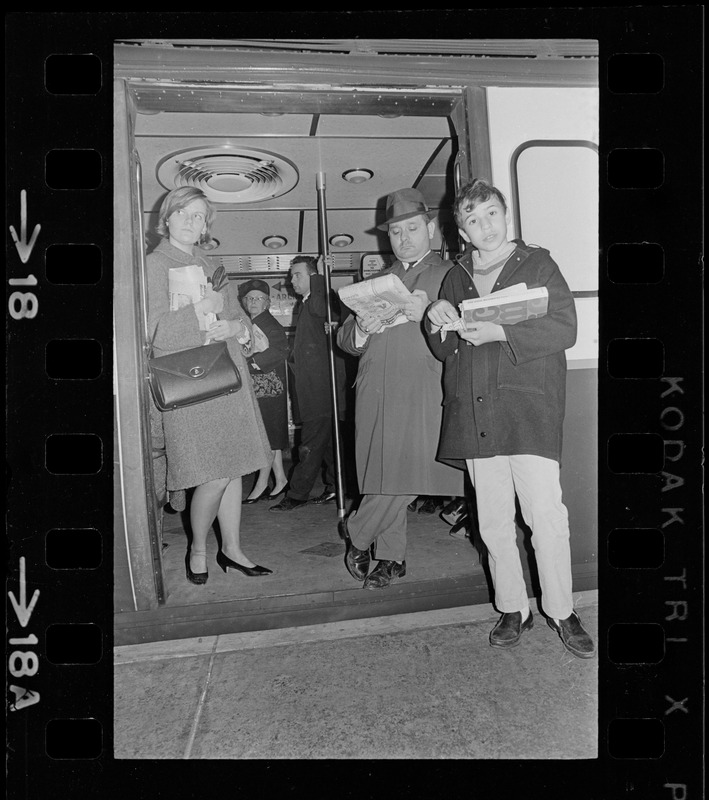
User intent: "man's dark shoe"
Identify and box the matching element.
[417,497,441,515]
[441,497,466,525]
[344,534,371,581]
[363,560,406,590]
[547,611,596,659]
[269,497,307,512]
[310,490,337,505]
[489,610,534,648]
[449,517,470,540]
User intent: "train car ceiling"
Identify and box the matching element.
[132,83,462,265]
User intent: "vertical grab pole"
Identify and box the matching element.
[315,171,347,529]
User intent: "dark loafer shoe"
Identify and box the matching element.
[489,610,534,648]
[363,559,406,590]
[269,497,308,512]
[311,490,337,505]
[345,539,371,581]
[547,611,596,659]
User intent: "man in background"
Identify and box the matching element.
[270,256,346,511]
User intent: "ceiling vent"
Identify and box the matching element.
[156,145,299,204]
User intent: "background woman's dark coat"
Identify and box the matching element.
[248,308,290,451]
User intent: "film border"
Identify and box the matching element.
[4,9,704,797]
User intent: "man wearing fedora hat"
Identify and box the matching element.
[337,188,464,589]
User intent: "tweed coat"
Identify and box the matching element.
[247,309,290,451]
[337,251,464,496]
[425,240,577,467]
[147,239,271,490]
[288,273,347,423]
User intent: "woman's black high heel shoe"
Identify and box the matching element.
[268,482,289,499]
[242,486,271,505]
[185,551,208,585]
[216,551,273,577]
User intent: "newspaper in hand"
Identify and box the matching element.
[440,283,549,333]
[337,273,413,329]
[168,265,216,332]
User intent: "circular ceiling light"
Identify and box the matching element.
[262,235,287,249]
[329,234,354,248]
[157,144,299,204]
[342,168,374,184]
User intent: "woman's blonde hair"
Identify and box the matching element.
[156,187,217,248]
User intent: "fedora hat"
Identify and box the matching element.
[238,279,270,297]
[377,187,437,231]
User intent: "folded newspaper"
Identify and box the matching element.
[338,273,413,329]
[441,283,549,331]
[169,265,253,349]
[169,265,216,332]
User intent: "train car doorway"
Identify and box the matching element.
[113,40,598,644]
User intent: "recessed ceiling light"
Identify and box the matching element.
[342,168,374,184]
[329,234,354,248]
[262,235,287,249]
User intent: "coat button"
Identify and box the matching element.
[480,431,487,438]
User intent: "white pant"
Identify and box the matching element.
[466,455,573,620]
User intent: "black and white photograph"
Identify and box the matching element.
[112,37,599,760]
[5,10,704,797]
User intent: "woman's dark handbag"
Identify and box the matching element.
[148,340,242,412]
[251,369,284,399]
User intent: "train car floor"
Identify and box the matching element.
[158,477,481,607]
[114,591,598,759]
[115,466,597,645]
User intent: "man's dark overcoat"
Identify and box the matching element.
[338,251,464,496]
[288,273,347,423]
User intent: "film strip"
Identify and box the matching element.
[5,10,703,796]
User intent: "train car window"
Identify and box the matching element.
[513,141,599,293]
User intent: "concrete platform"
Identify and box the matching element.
[115,591,598,760]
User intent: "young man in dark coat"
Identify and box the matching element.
[270,256,345,511]
[337,188,464,589]
[425,178,595,659]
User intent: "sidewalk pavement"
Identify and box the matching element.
[114,591,598,759]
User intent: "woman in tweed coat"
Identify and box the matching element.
[147,187,273,584]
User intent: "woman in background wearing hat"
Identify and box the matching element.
[239,280,291,503]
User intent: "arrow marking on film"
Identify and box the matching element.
[9,190,41,264]
[9,685,40,712]
[8,557,40,628]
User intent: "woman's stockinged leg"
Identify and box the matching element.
[190,477,230,572]
[216,477,257,567]
[271,449,287,489]
[247,460,273,500]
